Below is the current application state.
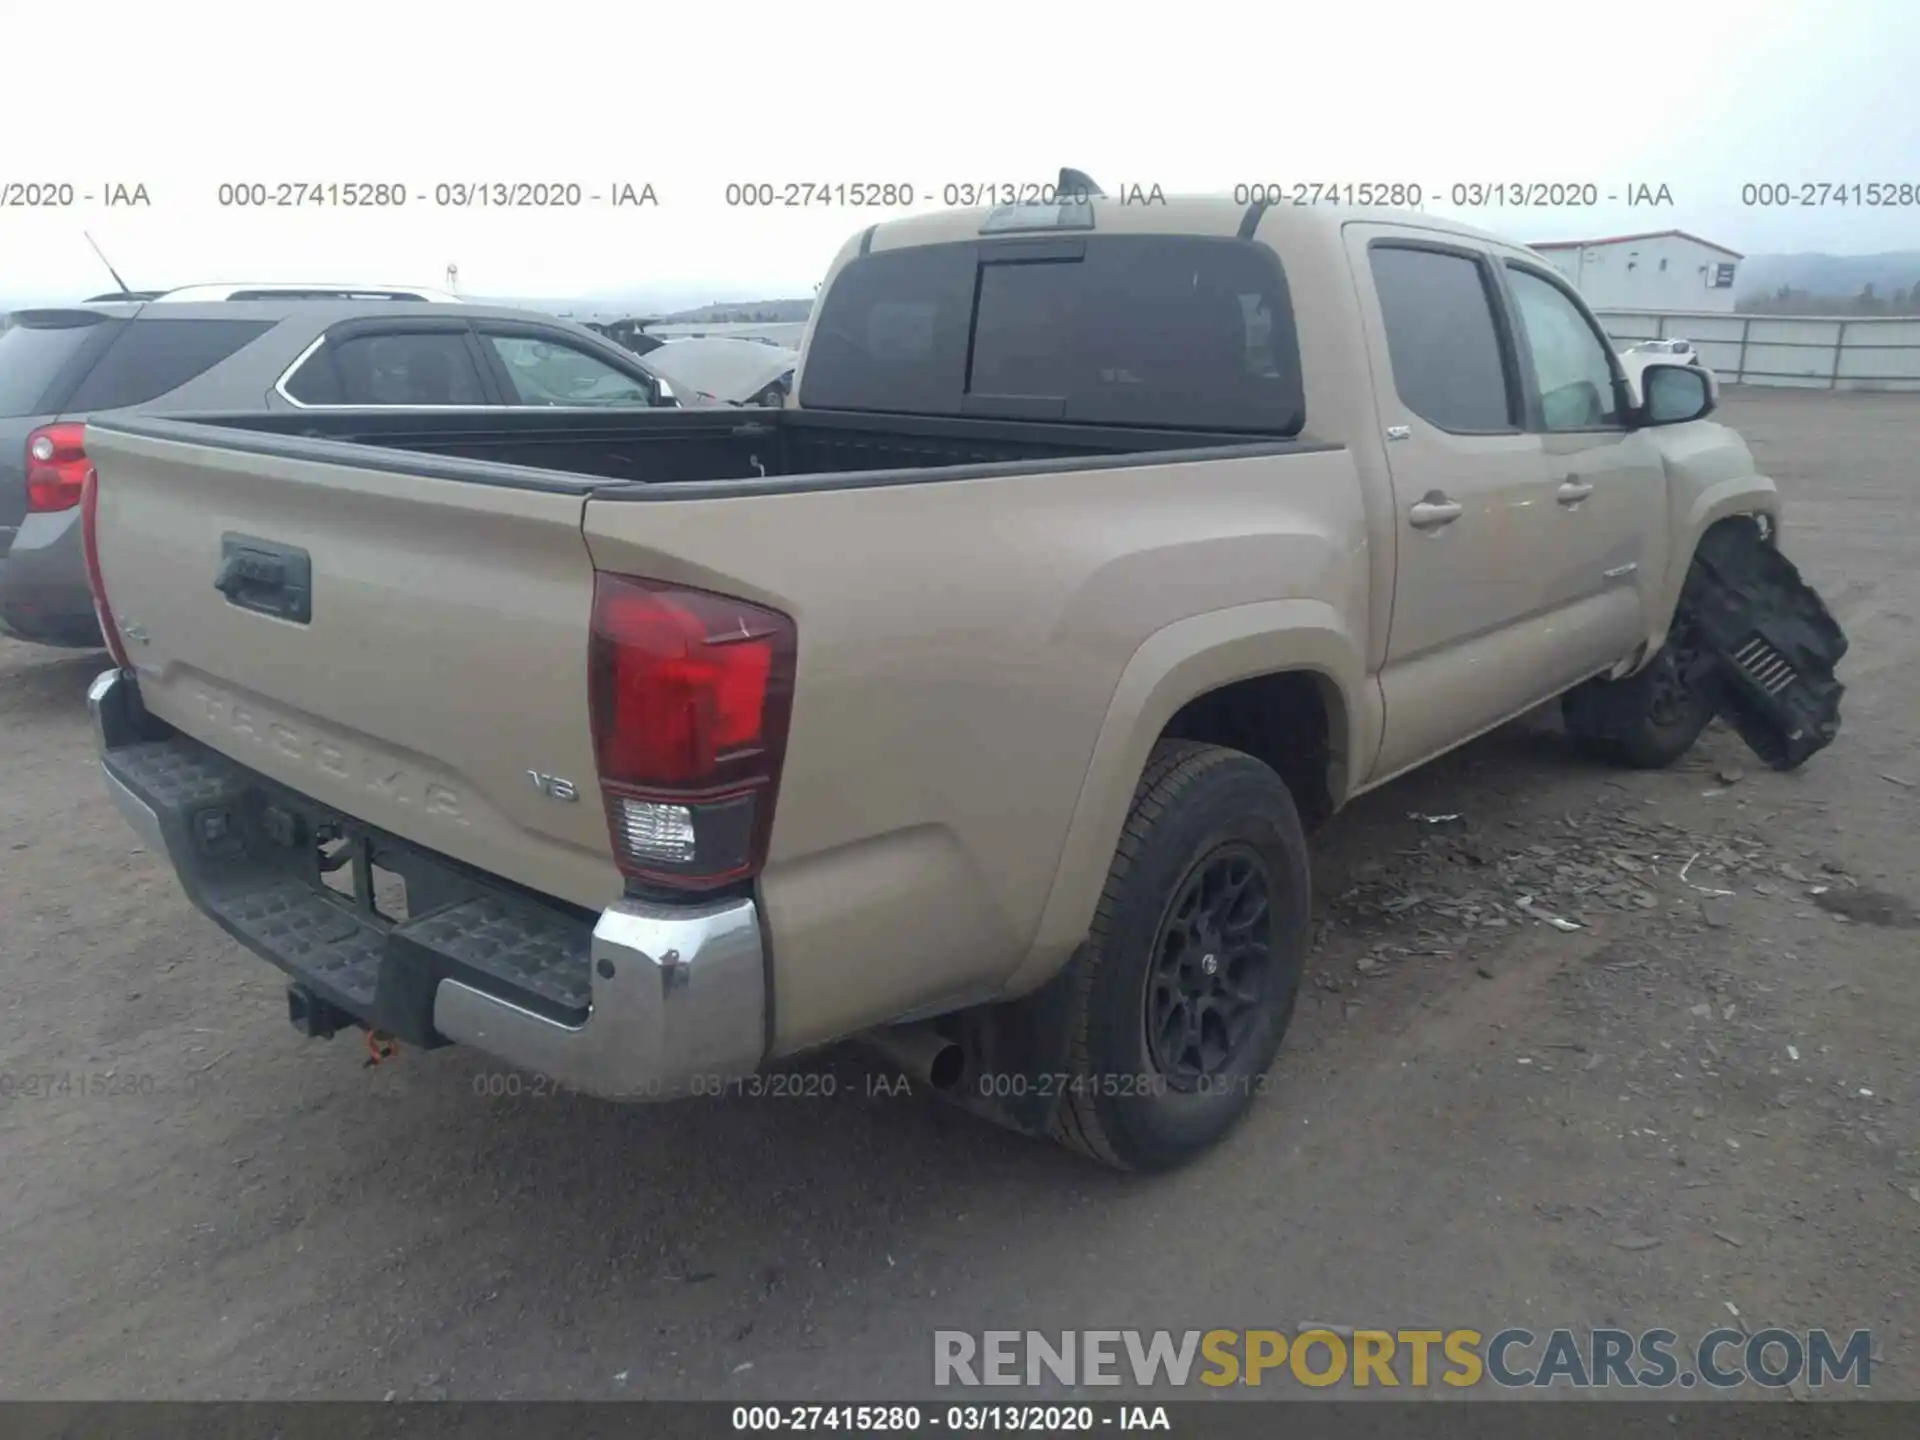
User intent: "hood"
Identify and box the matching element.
[641,336,796,405]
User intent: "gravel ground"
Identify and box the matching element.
[0,390,1914,1401]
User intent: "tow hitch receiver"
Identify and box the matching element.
[287,982,357,1040]
[1682,520,1848,771]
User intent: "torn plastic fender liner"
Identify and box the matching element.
[1680,520,1848,771]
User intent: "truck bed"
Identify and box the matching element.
[126,406,1313,497]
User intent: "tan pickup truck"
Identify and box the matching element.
[82,189,1844,1170]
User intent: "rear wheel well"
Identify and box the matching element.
[1158,671,1343,832]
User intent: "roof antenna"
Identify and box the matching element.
[1058,168,1104,199]
[83,230,135,296]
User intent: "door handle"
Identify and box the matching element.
[1557,479,1595,505]
[1408,495,1463,530]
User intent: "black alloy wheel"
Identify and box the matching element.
[1144,843,1274,1088]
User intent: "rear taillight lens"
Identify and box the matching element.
[79,453,134,671]
[26,422,91,512]
[588,574,796,891]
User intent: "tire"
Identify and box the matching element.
[1562,625,1715,770]
[1051,741,1311,1172]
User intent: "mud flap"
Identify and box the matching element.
[1680,521,1848,771]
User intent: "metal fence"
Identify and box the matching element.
[1595,310,1920,392]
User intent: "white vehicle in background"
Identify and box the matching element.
[1628,338,1702,363]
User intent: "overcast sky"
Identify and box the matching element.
[2,0,1915,306]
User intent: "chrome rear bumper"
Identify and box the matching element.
[433,896,766,1100]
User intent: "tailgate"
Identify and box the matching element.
[85,421,622,911]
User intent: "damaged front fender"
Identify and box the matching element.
[1644,420,1782,657]
[1680,518,1848,772]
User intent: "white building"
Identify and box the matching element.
[1529,230,1743,313]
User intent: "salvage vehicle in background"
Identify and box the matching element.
[584,317,668,357]
[81,185,1845,1171]
[0,293,680,648]
[643,335,797,406]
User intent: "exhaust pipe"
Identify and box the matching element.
[858,1022,966,1092]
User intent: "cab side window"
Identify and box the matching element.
[1368,245,1514,433]
[1504,265,1623,431]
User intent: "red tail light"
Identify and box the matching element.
[26,422,91,512]
[79,456,134,671]
[588,574,796,890]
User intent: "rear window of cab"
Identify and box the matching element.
[800,235,1305,435]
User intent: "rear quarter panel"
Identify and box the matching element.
[584,447,1371,1051]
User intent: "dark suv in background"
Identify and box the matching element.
[0,287,682,647]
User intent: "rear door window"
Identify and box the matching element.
[284,330,490,406]
[802,235,1305,433]
[0,313,121,417]
[64,318,274,410]
[1367,245,1515,433]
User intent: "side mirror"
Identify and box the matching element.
[1637,361,1716,426]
